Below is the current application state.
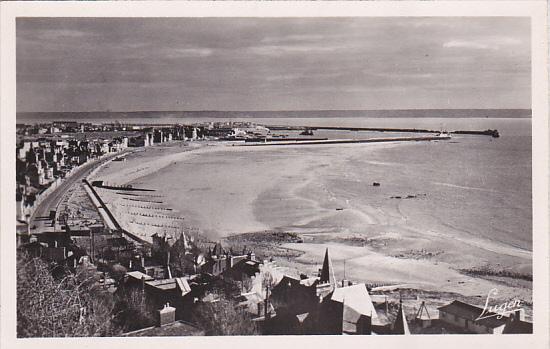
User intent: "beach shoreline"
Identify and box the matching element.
[89,138,532,313]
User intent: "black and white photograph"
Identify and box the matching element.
[1,1,548,347]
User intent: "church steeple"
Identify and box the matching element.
[393,299,410,335]
[319,248,336,286]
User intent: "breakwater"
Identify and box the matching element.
[241,135,451,147]
[266,125,500,138]
[244,137,329,143]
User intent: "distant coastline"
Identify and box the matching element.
[17,108,532,122]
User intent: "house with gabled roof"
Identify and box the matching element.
[438,300,508,334]
[318,283,379,335]
[117,271,197,322]
[502,310,533,334]
[122,303,204,337]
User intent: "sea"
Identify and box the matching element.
[24,110,532,274]
[102,114,530,262]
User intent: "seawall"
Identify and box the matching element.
[82,178,148,245]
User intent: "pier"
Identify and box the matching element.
[266,125,500,138]
[240,135,451,147]
[244,137,329,143]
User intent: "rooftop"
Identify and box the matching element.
[146,277,192,296]
[299,276,319,287]
[126,271,154,281]
[438,300,507,328]
[503,319,533,334]
[122,320,204,337]
[331,283,378,321]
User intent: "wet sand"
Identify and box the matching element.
[91,138,532,306]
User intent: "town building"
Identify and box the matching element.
[437,300,508,334]
[122,303,204,337]
[502,310,533,334]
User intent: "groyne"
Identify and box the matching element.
[83,179,148,245]
[91,181,155,192]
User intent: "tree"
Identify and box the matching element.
[112,286,156,332]
[191,293,259,336]
[108,263,127,283]
[249,264,279,297]
[17,253,119,337]
[169,237,191,276]
[169,233,203,276]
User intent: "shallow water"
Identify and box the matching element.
[129,118,530,246]
[85,116,533,299]
[95,117,531,274]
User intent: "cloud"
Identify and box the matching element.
[265,74,301,82]
[16,17,531,111]
[260,34,328,44]
[249,44,350,56]
[443,40,494,50]
[38,29,93,39]
[443,37,523,51]
[164,47,214,58]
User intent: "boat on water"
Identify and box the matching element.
[300,128,314,136]
[436,131,451,138]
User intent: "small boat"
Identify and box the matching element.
[336,208,344,211]
[300,129,314,136]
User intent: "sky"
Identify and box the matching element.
[16,17,531,112]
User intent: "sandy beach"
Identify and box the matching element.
[90,134,532,311]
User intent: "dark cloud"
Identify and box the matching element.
[16,17,530,112]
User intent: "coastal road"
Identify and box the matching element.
[28,152,125,234]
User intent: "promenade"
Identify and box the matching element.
[28,152,129,234]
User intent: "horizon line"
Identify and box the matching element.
[17,107,532,114]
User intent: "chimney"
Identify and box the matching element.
[513,309,525,322]
[264,285,270,319]
[157,303,176,327]
[141,256,145,269]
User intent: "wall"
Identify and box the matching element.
[439,310,502,334]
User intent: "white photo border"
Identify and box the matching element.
[1,1,548,349]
